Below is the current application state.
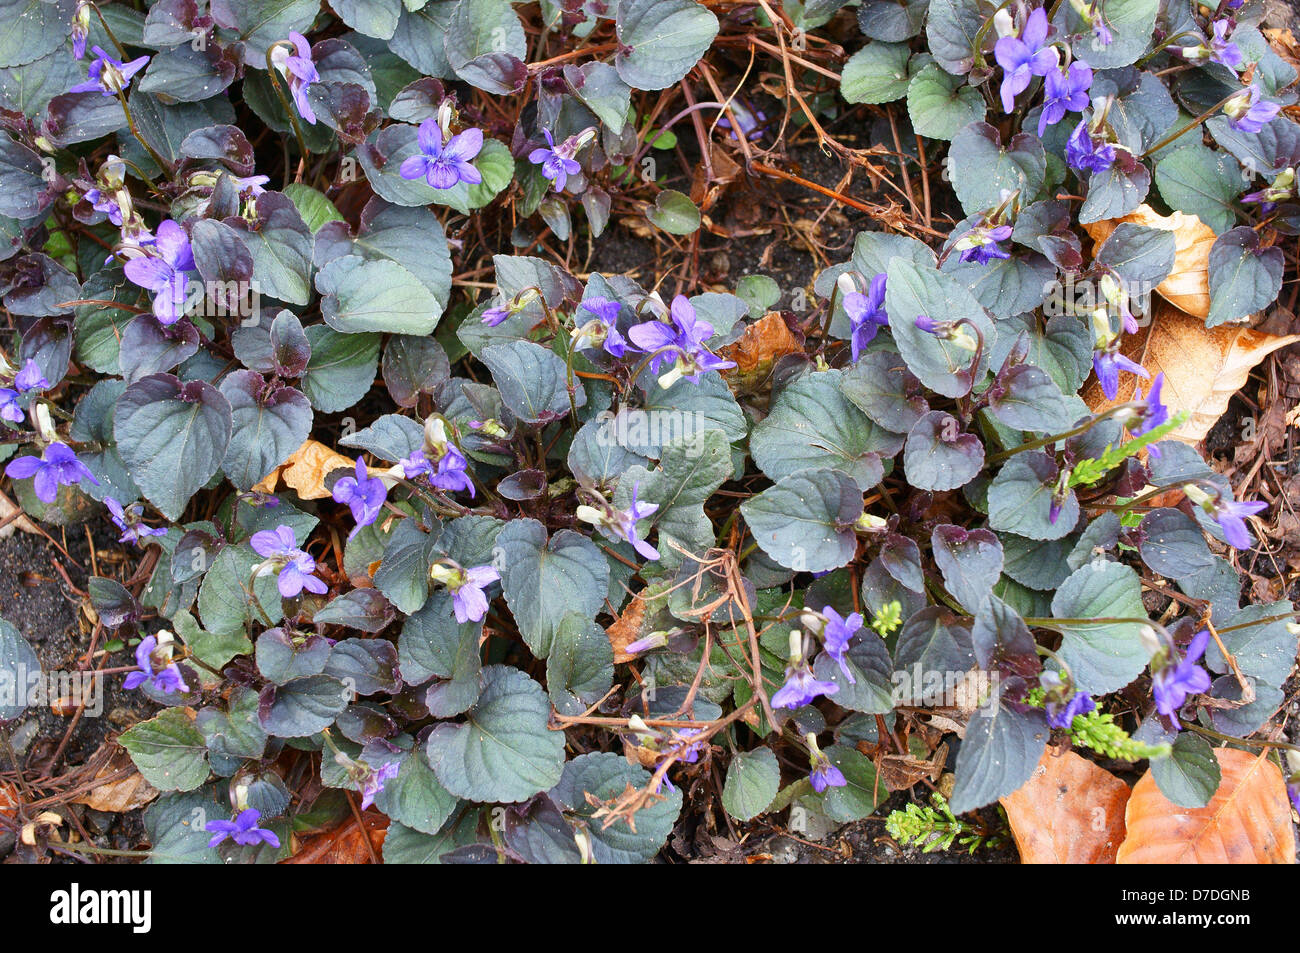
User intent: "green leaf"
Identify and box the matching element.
[553,751,682,862]
[114,374,233,521]
[903,410,984,491]
[1207,226,1284,327]
[495,519,610,658]
[751,369,898,489]
[236,191,314,306]
[948,122,1046,216]
[318,256,442,335]
[219,372,313,491]
[988,452,1077,542]
[645,189,701,235]
[885,258,994,398]
[822,745,886,821]
[546,613,615,716]
[425,665,566,803]
[907,63,985,140]
[374,749,461,834]
[399,591,482,715]
[614,429,732,563]
[259,674,350,737]
[841,41,912,104]
[932,525,1003,613]
[740,468,862,573]
[119,709,210,792]
[615,0,719,91]
[722,748,781,821]
[1052,561,1150,694]
[1066,0,1158,70]
[1154,143,1241,235]
[281,183,345,231]
[0,615,39,720]
[1150,731,1221,808]
[948,703,1047,814]
[299,325,381,413]
[988,364,1077,433]
[480,339,586,423]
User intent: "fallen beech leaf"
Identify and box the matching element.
[253,439,354,500]
[1084,205,1215,318]
[0,781,18,818]
[721,311,803,391]
[1117,748,1296,863]
[1000,750,1131,863]
[72,747,159,813]
[1083,299,1300,443]
[607,593,649,664]
[280,811,388,864]
[0,489,39,538]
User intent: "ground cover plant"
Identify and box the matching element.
[0,0,1298,865]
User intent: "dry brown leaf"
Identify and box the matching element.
[1117,748,1297,863]
[0,781,19,818]
[72,747,159,813]
[721,311,803,390]
[1000,749,1131,863]
[253,439,355,500]
[1083,205,1216,318]
[1083,299,1300,443]
[607,593,649,664]
[280,812,388,864]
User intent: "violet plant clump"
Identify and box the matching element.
[1,0,1297,867]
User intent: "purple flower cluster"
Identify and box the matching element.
[572,297,628,358]
[70,46,149,97]
[279,32,318,125]
[954,224,1013,265]
[529,129,582,191]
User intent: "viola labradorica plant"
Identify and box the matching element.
[0,0,1296,865]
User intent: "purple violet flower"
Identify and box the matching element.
[0,390,21,424]
[206,809,280,849]
[842,273,889,361]
[718,101,766,141]
[954,224,1014,265]
[1045,690,1095,728]
[5,442,99,503]
[1207,495,1268,550]
[993,8,1059,112]
[1066,121,1118,174]
[249,524,327,598]
[1224,85,1282,134]
[434,563,499,624]
[1209,19,1244,70]
[1129,372,1169,437]
[84,187,124,225]
[69,46,150,97]
[123,635,189,694]
[1152,629,1213,722]
[360,762,400,810]
[105,496,167,546]
[574,297,628,358]
[626,295,737,386]
[399,119,484,190]
[123,220,194,325]
[331,459,387,539]
[279,32,318,125]
[772,660,839,710]
[528,129,582,192]
[617,482,660,561]
[14,360,48,394]
[1039,61,1093,136]
[820,607,862,685]
[1092,345,1148,401]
